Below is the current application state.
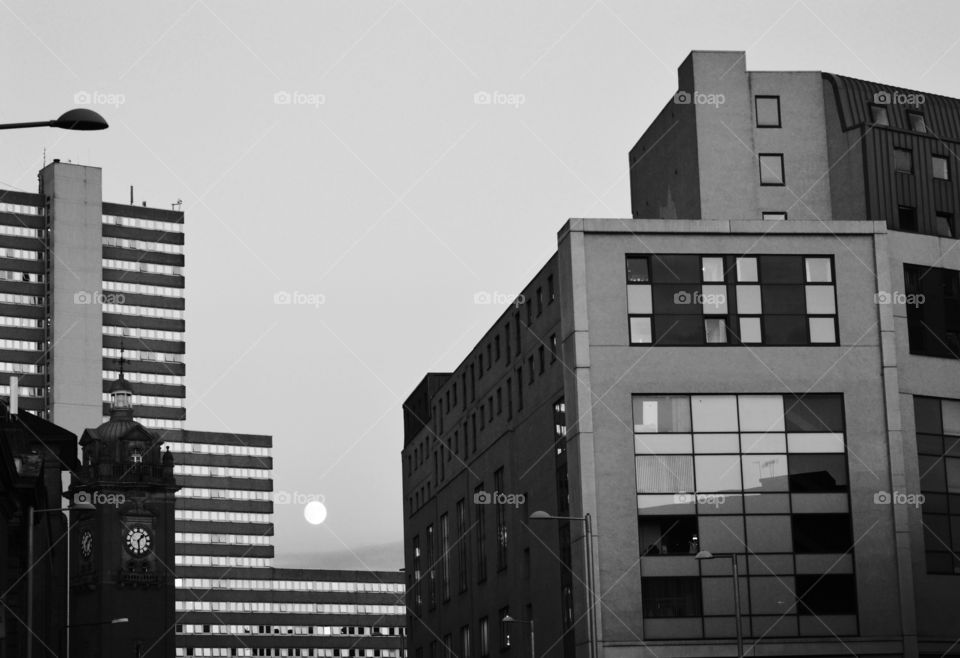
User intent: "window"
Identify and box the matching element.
[788,454,848,492]
[439,514,450,601]
[548,274,556,302]
[457,499,469,592]
[796,574,857,615]
[898,205,918,232]
[933,154,950,180]
[762,212,787,221]
[915,396,960,574]
[494,468,508,570]
[536,287,543,316]
[527,356,534,384]
[638,516,698,555]
[549,334,558,362]
[759,154,785,185]
[936,212,955,238]
[755,95,781,128]
[791,514,852,553]
[905,264,960,359]
[894,147,913,173]
[641,577,702,618]
[475,485,487,582]
[479,618,489,657]
[908,111,927,133]
[461,626,471,658]
[538,346,545,373]
[870,104,889,126]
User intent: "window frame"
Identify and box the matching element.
[758,153,786,186]
[754,95,782,128]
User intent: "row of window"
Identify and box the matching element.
[0,384,42,397]
[103,279,185,298]
[893,147,951,180]
[176,625,403,637]
[103,347,184,363]
[0,270,42,283]
[870,102,931,133]
[103,235,184,254]
[915,395,960,574]
[0,339,42,352]
[102,302,184,320]
[103,213,184,233]
[104,369,183,385]
[100,392,184,408]
[177,649,401,658]
[0,202,40,216]
[0,361,42,374]
[0,315,42,328]
[174,464,271,479]
[0,223,41,238]
[103,258,183,276]
[0,293,40,306]
[175,509,271,523]
[176,487,271,501]
[626,255,837,346]
[166,440,270,457]
[176,533,271,545]
[175,601,404,615]
[139,417,184,429]
[0,247,39,261]
[175,555,272,567]
[176,578,404,593]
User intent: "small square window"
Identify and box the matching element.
[805,286,836,315]
[627,285,652,314]
[804,258,833,283]
[933,155,950,180]
[898,205,918,232]
[704,318,727,344]
[759,154,785,185]
[936,212,955,238]
[629,317,652,344]
[739,317,762,343]
[894,147,913,173]
[755,95,781,128]
[908,111,927,133]
[809,317,837,343]
[736,257,759,282]
[870,104,889,126]
[736,285,762,314]
[626,256,650,283]
[701,257,725,282]
[762,212,787,221]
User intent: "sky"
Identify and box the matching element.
[2,0,959,570]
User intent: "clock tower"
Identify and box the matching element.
[68,373,180,657]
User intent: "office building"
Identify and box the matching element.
[0,160,186,436]
[401,51,960,658]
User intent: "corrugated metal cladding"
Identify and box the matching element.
[825,73,960,234]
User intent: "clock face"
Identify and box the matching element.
[80,530,93,559]
[124,526,152,556]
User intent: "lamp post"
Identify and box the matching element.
[0,108,108,131]
[27,500,95,658]
[529,511,596,658]
[695,551,743,658]
[502,614,534,658]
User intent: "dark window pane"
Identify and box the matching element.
[933,155,950,181]
[926,551,956,574]
[796,574,857,615]
[638,516,699,556]
[763,315,807,345]
[919,456,946,492]
[908,111,927,133]
[914,397,943,434]
[916,433,944,456]
[922,492,949,514]
[761,285,805,314]
[656,315,706,345]
[626,256,650,283]
[870,104,889,126]
[651,255,701,284]
[792,514,852,553]
[898,206,918,232]
[759,256,804,284]
[641,577,702,618]
[894,147,913,173]
[784,394,844,432]
[788,454,848,492]
[923,513,950,552]
[935,213,955,238]
[653,284,703,314]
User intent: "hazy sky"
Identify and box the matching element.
[2,0,958,570]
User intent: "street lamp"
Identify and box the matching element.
[529,511,597,658]
[27,500,96,658]
[0,108,108,131]
[502,614,534,658]
[695,551,744,658]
